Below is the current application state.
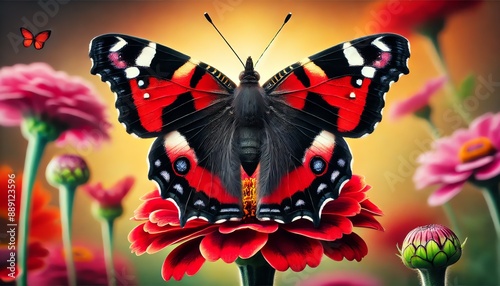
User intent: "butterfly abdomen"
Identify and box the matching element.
[233,83,268,176]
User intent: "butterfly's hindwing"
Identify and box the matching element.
[257,130,352,225]
[148,133,243,226]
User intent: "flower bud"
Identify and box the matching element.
[399,224,464,270]
[46,154,90,188]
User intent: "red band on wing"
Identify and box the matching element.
[191,73,223,110]
[165,140,239,205]
[260,134,335,204]
[310,77,371,133]
[130,78,185,132]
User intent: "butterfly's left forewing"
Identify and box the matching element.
[257,34,410,225]
[90,34,243,226]
[20,28,33,48]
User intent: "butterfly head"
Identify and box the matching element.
[239,57,260,84]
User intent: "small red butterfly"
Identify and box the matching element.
[20,28,51,50]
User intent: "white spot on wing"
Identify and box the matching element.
[138,79,145,87]
[160,171,170,183]
[194,200,205,207]
[295,199,306,207]
[343,43,364,66]
[337,159,346,167]
[372,36,391,52]
[317,183,327,194]
[143,93,150,99]
[155,159,161,167]
[173,183,183,194]
[110,36,127,52]
[330,170,340,182]
[220,208,240,213]
[349,92,356,99]
[125,67,140,78]
[361,66,376,78]
[356,78,363,86]
[136,42,156,66]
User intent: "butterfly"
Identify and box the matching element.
[89,32,410,227]
[20,27,51,50]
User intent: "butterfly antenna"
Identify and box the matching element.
[255,12,292,67]
[204,12,245,68]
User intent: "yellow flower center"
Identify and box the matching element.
[242,178,257,219]
[62,245,94,262]
[458,137,496,163]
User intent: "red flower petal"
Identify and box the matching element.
[322,233,368,262]
[200,229,268,263]
[350,211,384,231]
[147,224,218,254]
[133,194,178,222]
[282,215,353,241]
[129,223,160,255]
[218,220,279,234]
[162,237,206,281]
[261,231,323,271]
[321,197,361,216]
[360,199,383,216]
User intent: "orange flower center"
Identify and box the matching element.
[62,245,94,262]
[458,137,496,163]
[242,178,257,219]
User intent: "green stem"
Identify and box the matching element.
[59,185,77,286]
[417,268,447,286]
[441,203,462,241]
[17,133,48,286]
[482,184,500,237]
[425,29,471,124]
[236,252,275,286]
[482,184,500,285]
[101,218,116,286]
[422,116,463,239]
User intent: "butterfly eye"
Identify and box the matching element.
[173,157,190,175]
[310,156,327,176]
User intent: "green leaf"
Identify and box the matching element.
[457,74,475,100]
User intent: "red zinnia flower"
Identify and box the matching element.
[0,165,61,282]
[371,0,483,37]
[129,175,383,281]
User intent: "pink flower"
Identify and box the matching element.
[389,76,447,120]
[0,62,111,146]
[414,112,500,205]
[28,244,137,286]
[83,176,134,208]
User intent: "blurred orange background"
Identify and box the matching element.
[1,1,499,285]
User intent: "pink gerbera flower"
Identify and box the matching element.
[414,112,500,205]
[129,175,383,282]
[0,62,111,146]
[389,76,447,120]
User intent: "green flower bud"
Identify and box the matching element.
[399,224,464,270]
[91,202,123,221]
[46,154,90,188]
